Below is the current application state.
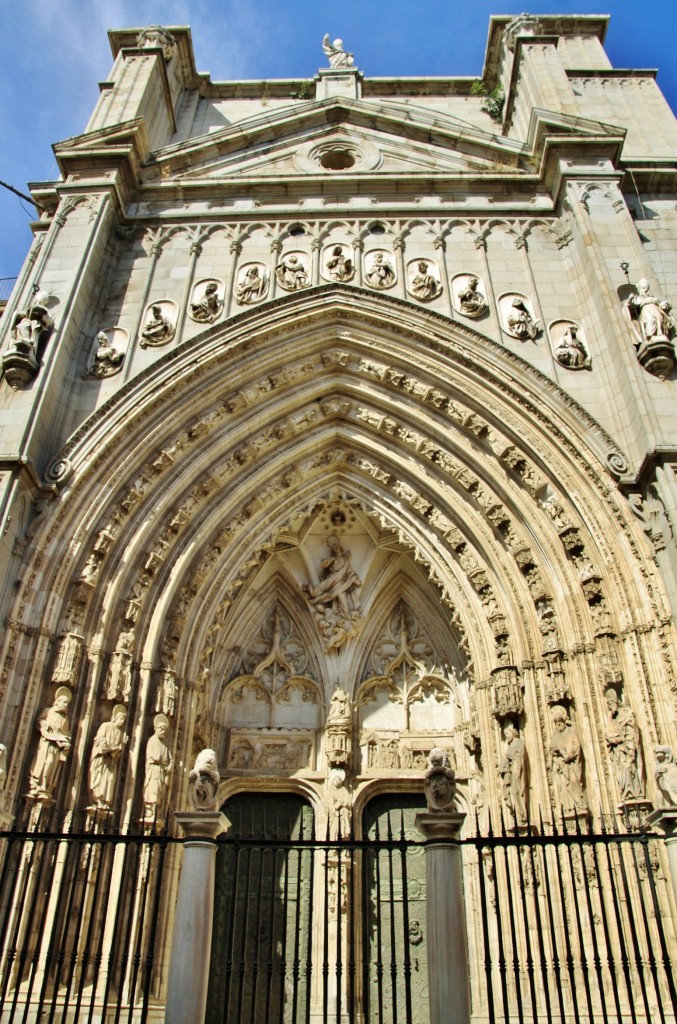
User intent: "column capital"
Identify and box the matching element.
[174,810,228,840]
[647,807,677,840]
[415,810,466,841]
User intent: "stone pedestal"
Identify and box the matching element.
[415,811,470,1024]
[165,811,227,1024]
[647,807,677,907]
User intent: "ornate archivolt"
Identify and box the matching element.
[0,289,674,831]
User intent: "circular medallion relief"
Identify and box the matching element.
[294,137,382,174]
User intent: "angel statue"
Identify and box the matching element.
[322,35,354,69]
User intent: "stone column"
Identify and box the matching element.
[415,810,470,1024]
[648,808,677,907]
[165,810,227,1024]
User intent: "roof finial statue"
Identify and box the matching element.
[322,34,355,69]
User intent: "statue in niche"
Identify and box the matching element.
[88,705,126,810]
[326,245,354,282]
[604,688,644,801]
[327,768,352,839]
[189,282,222,324]
[654,745,677,807]
[365,252,396,290]
[235,265,268,304]
[554,324,591,370]
[506,297,539,340]
[89,330,125,378]
[624,278,673,347]
[28,687,72,799]
[140,304,175,347]
[322,35,354,69]
[155,670,177,717]
[4,301,54,388]
[424,748,456,812]
[143,714,173,819]
[276,254,310,291]
[105,629,135,702]
[188,749,221,812]
[326,685,352,766]
[497,721,527,825]
[303,535,362,650]
[549,706,587,814]
[457,276,487,318]
[410,261,442,301]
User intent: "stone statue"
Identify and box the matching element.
[365,252,395,290]
[4,302,54,388]
[624,278,673,347]
[498,721,527,824]
[457,276,487,318]
[189,282,222,323]
[143,713,174,819]
[235,265,267,304]
[155,669,177,717]
[105,629,135,702]
[276,254,310,291]
[327,768,352,839]
[325,686,352,766]
[88,705,126,810]
[28,687,72,799]
[188,748,221,812]
[654,745,677,806]
[0,743,7,790]
[322,35,354,69]
[89,330,125,378]
[549,706,587,814]
[303,535,362,649]
[604,688,644,801]
[506,297,539,340]
[326,246,354,282]
[554,325,590,370]
[410,261,442,301]
[140,304,175,347]
[424,748,456,812]
[327,686,351,724]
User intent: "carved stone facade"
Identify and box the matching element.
[1,13,677,1019]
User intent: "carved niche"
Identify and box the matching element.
[219,605,322,771]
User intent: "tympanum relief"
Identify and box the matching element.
[451,274,488,319]
[235,263,269,304]
[498,293,540,341]
[323,244,354,282]
[189,279,224,323]
[407,260,442,301]
[303,534,363,651]
[364,250,396,289]
[276,252,310,291]
[549,320,591,370]
[140,300,177,347]
[88,328,127,378]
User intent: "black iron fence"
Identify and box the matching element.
[0,818,674,1024]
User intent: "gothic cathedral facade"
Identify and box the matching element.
[1,14,677,1024]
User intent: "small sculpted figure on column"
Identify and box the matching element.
[549,706,587,814]
[143,714,174,819]
[424,748,456,812]
[188,749,221,812]
[498,721,527,825]
[88,705,127,810]
[654,745,677,806]
[28,687,72,799]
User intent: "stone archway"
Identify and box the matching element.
[0,286,670,837]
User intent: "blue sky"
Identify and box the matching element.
[1,0,676,280]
